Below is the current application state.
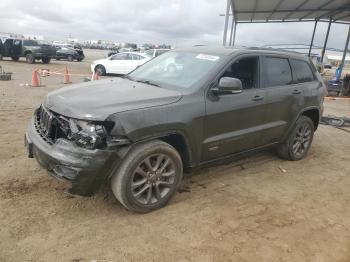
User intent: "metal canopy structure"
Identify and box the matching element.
[232,0,350,24]
[222,0,350,79]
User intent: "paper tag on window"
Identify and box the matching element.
[196,54,220,61]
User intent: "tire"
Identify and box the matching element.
[67,55,74,62]
[95,65,106,76]
[55,58,60,60]
[26,54,35,64]
[110,140,183,213]
[277,116,314,161]
[77,58,83,62]
[42,57,51,64]
[11,57,19,61]
[0,54,3,60]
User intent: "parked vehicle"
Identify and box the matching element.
[25,47,325,212]
[91,52,151,75]
[0,39,56,63]
[0,41,4,60]
[143,49,170,57]
[55,47,85,62]
[107,50,119,57]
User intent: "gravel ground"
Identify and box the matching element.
[0,49,350,262]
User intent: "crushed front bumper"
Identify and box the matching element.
[25,117,118,196]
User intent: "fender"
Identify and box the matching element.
[282,106,320,141]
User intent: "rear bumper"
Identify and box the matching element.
[25,117,118,196]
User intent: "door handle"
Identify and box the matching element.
[252,95,264,101]
[292,89,302,94]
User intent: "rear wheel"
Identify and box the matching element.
[95,65,106,76]
[277,116,314,161]
[11,57,19,61]
[26,54,35,64]
[42,57,51,64]
[111,140,183,213]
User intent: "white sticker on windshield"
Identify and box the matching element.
[196,54,220,61]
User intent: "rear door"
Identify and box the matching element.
[202,55,267,161]
[260,56,304,144]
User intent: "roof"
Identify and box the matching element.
[176,46,308,59]
[231,0,350,24]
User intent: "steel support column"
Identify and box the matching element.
[232,22,237,46]
[321,18,332,62]
[223,0,231,46]
[308,20,318,57]
[338,25,350,80]
[229,14,235,46]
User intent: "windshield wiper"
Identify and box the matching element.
[134,79,160,87]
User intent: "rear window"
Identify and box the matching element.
[291,59,315,83]
[264,57,292,87]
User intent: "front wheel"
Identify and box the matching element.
[110,140,183,213]
[11,57,19,61]
[95,65,106,76]
[277,116,314,161]
[67,55,74,62]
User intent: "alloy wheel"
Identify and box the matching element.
[292,123,312,158]
[131,153,176,205]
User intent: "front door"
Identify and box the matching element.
[202,55,267,161]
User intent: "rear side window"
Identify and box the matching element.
[264,57,292,87]
[291,59,315,83]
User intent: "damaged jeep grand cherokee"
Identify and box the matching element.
[25,47,325,212]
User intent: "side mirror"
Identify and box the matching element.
[213,77,243,95]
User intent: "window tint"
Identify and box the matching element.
[264,57,292,87]
[291,59,314,83]
[23,40,38,46]
[222,57,259,89]
[132,54,143,60]
[111,53,128,60]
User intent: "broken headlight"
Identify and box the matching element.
[69,119,110,149]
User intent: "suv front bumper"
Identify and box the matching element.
[25,117,117,196]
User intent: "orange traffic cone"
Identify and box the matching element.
[91,71,100,81]
[63,66,71,84]
[31,69,40,87]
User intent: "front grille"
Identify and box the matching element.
[38,106,53,136]
[34,106,67,145]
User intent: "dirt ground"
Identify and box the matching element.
[1,50,350,262]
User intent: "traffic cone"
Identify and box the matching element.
[30,69,40,87]
[91,71,100,81]
[63,66,71,84]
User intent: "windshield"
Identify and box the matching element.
[128,51,222,89]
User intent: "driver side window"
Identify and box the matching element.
[222,56,259,90]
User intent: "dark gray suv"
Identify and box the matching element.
[25,47,325,212]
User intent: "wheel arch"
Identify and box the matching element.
[300,107,320,131]
[24,50,32,56]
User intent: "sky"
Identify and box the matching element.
[0,0,349,49]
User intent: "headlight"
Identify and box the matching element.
[69,119,109,149]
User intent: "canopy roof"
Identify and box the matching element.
[231,0,350,24]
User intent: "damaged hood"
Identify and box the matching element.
[44,78,182,120]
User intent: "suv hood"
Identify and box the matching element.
[44,78,182,120]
